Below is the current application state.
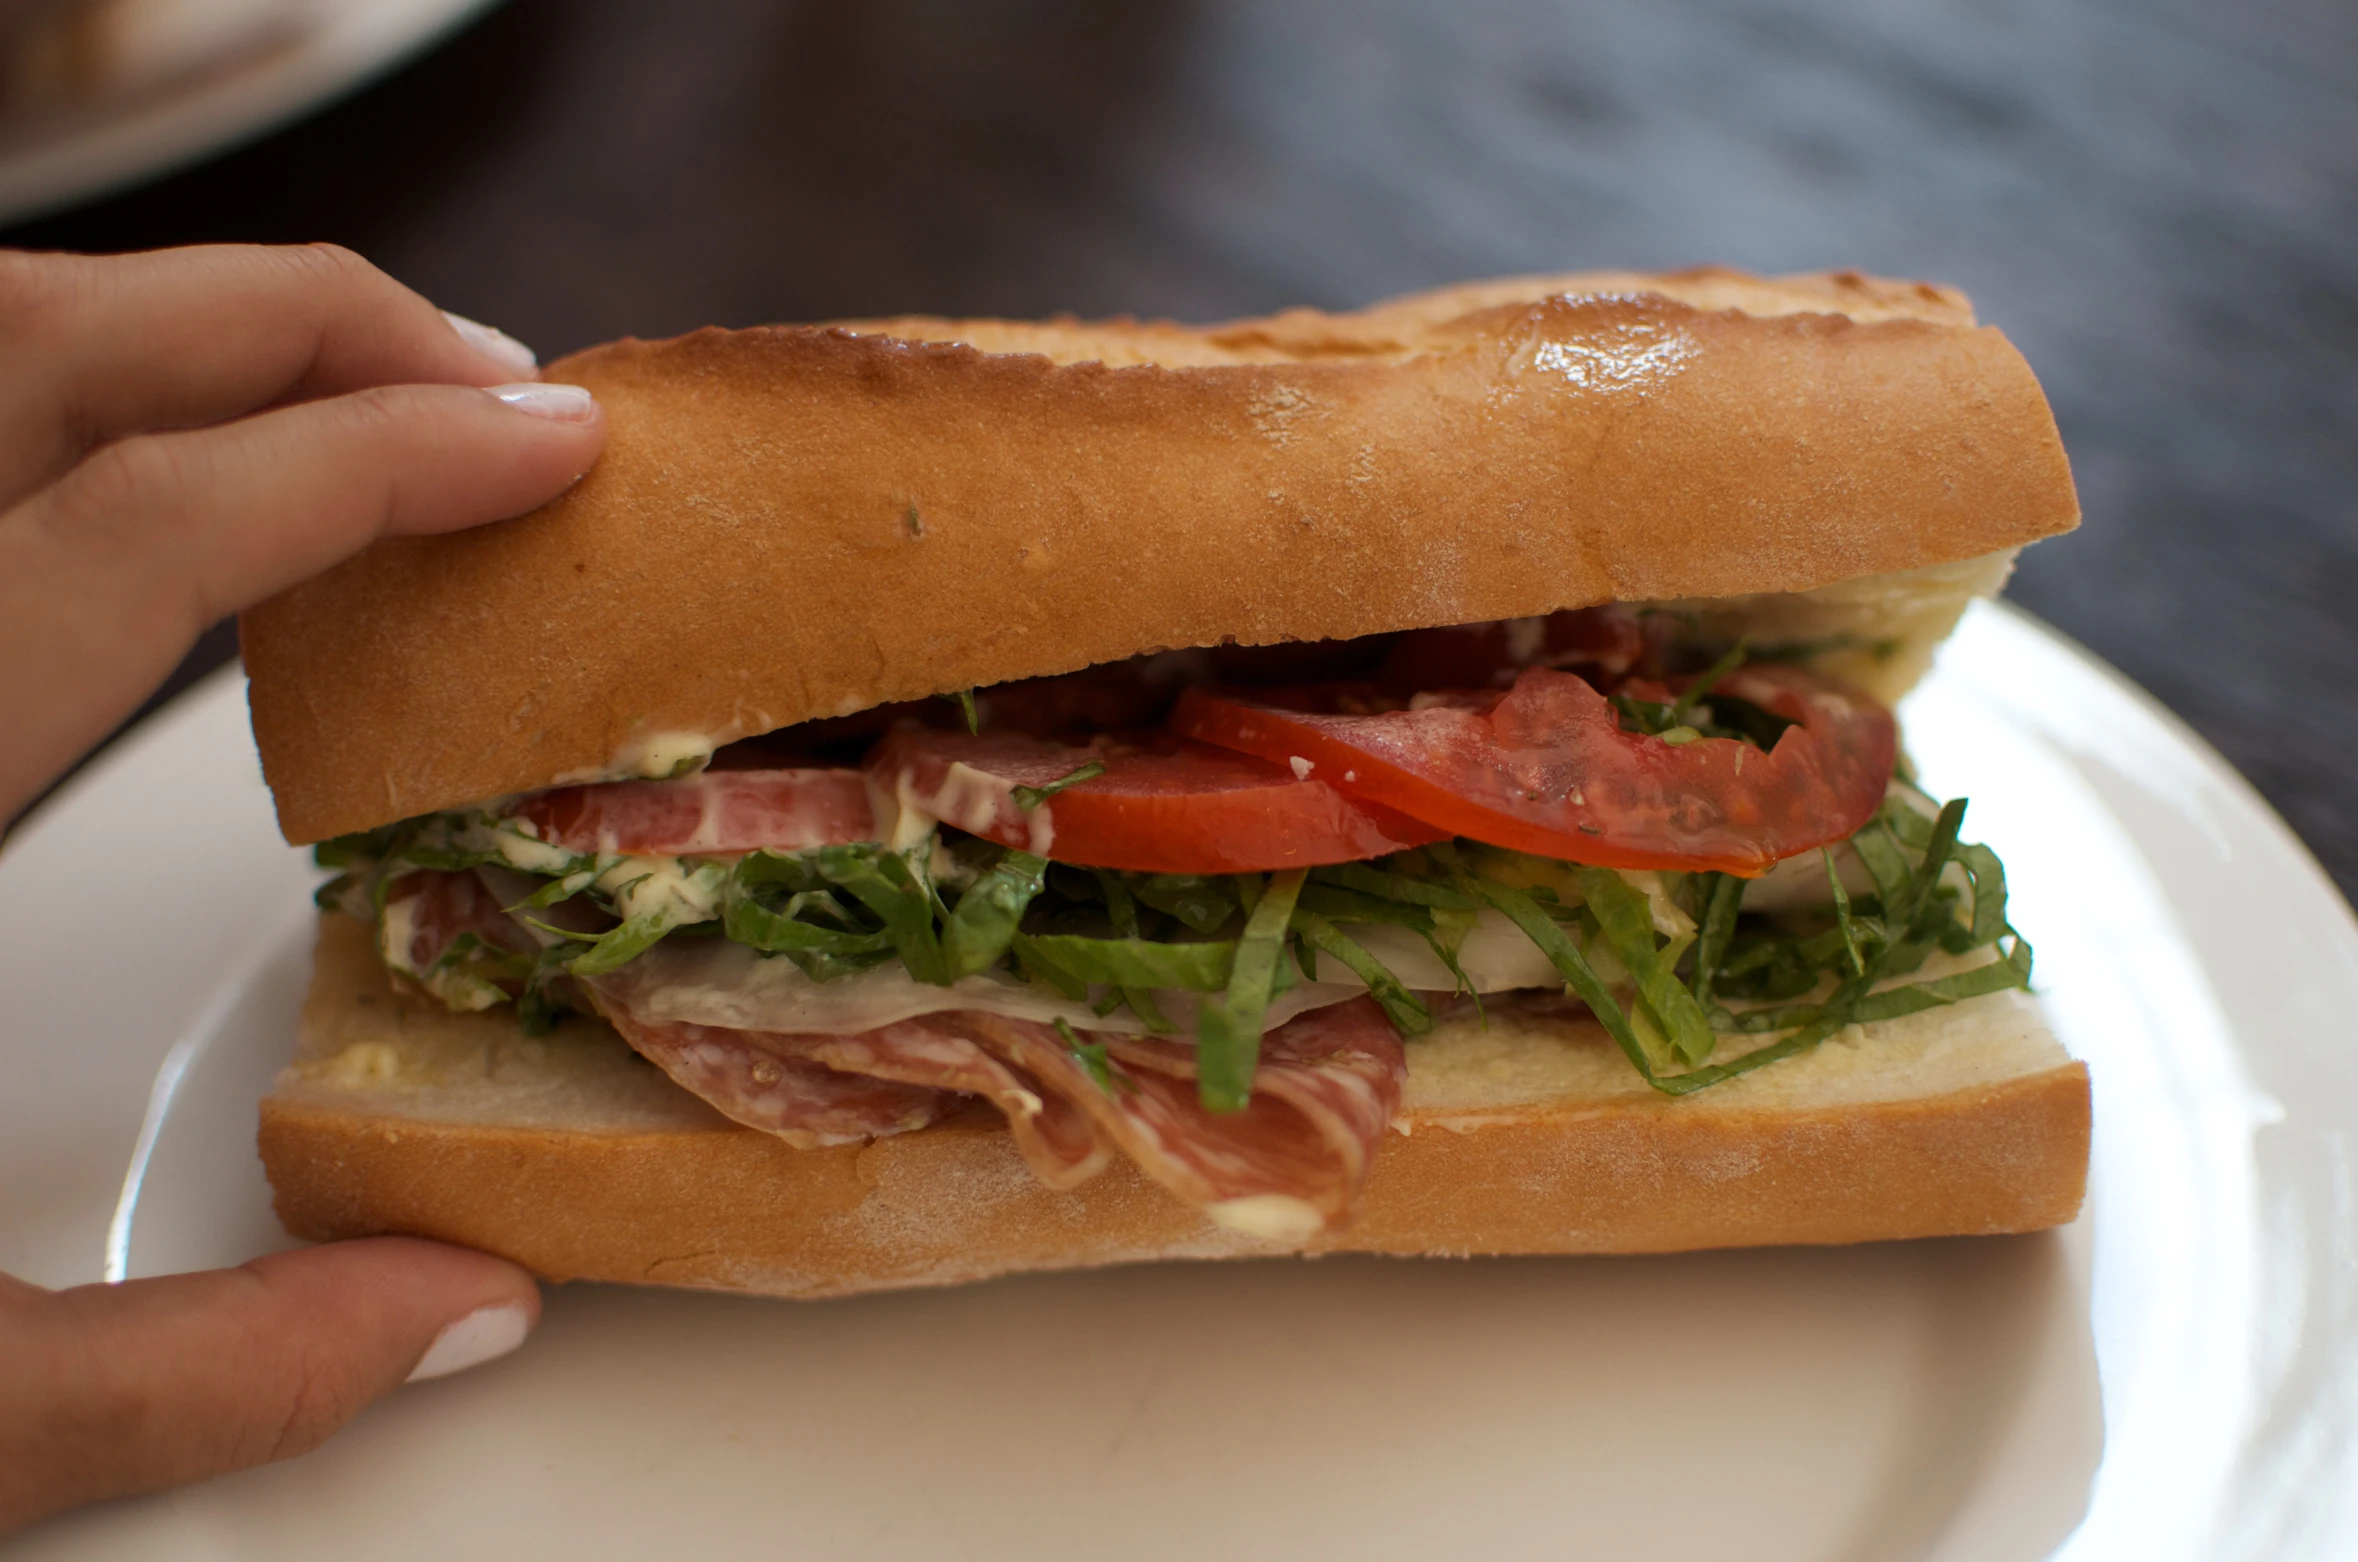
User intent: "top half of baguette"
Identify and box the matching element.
[241,267,2078,845]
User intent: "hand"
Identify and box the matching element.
[0,244,605,1533]
[0,1241,540,1533]
[0,242,606,824]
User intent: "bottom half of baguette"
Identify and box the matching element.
[260,915,2091,1298]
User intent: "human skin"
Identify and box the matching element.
[0,244,607,1534]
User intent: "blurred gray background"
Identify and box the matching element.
[8,0,2356,895]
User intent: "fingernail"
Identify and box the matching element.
[407,1302,533,1383]
[489,382,596,422]
[444,310,538,375]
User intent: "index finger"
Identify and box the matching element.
[0,243,539,510]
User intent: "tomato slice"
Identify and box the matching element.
[865,728,1445,873]
[1169,664,1895,876]
[512,769,875,856]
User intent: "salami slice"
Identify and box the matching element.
[603,1011,965,1148]
[945,998,1405,1237]
[510,768,875,857]
[588,978,1404,1235]
[783,1021,1111,1189]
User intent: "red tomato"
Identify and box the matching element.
[865,728,1445,873]
[1169,664,1895,876]
[512,769,875,856]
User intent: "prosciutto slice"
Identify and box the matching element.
[383,869,539,972]
[510,768,874,856]
[944,1000,1404,1237]
[594,983,1406,1237]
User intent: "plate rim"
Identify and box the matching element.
[0,0,502,228]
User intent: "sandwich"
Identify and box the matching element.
[244,267,2090,1297]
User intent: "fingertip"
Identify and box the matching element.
[487,381,598,422]
[406,1301,537,1383]
[442,310,540,379]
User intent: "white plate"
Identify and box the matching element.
[3,599,2354,1559]
[0,0,498,228]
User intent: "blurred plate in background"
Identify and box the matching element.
[0,0,496,226]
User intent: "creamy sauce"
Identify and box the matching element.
[1206,1194,1326,1243]
[593,856,725,925]
[550,730,721,787]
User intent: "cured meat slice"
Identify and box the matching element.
[946,998,1405,1238]
[385,871,1403,1233]
[382,868,539,974]
[587,995,1106,1183]
[510,768,874,856]
[588,981,1402,1234]
[788,1022,1111,1188]
[601,1009,964,1149]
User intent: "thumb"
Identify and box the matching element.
[0,1238,539,1533]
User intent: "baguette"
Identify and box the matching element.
[263,917,2088,1297]
[241,267,2076,845]
[250,269,2089,1288]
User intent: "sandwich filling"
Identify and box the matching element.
[317,603,2032,1240]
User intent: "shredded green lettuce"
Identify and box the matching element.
[1011,761,1106,812]
[323,772,2031,1108]
[1195,869,1307,1112]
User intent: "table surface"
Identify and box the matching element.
[7,0,2354,899]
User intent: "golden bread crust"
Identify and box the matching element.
[259,1070,2090,1297]
[241,268,2077,844]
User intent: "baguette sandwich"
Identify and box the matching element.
[245,267,2090,1297]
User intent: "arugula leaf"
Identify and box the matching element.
[722,886,893,957]
[1578,868,1717,1066]
[1454,873,1655,1077]
[941,850,1048,977]
[1882,795,1936,850]
[1011,761,1106,812]
[1823,848,1866,977]
[1671,637,1748,723]
[1954,842,2011,947]
[1296,881,1436,931]
[515,945,578,1035]
[1054,1017,1130,1094]
[1013,932,1234,991]
[314,825,399,870]
[1851,939,2033,1022]
[1133,873,1239,934]
[1196,869,1306,1112]
[815,844,950,985]
[1690,871,1742,1008]
[1093,870,1143,938]
[568,906,688,976]
[1294,909,1432,1036]
[518,869,599,911]
[1313,861,1480,911]
[1851,818,1914,908]
[1011,937,1088,1000]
